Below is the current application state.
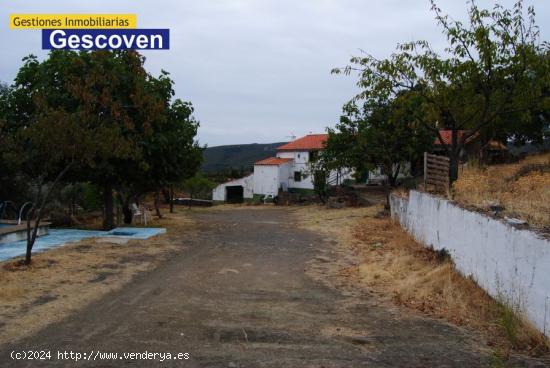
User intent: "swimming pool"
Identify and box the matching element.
[0,221,50,244]
[0,227,166,262]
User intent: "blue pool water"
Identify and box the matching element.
[0,223,14,228]
[0,227,166,262]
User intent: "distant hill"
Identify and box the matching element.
[202,142,287,173]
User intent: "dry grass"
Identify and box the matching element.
[294,205,549,357]
[0,208,195,345]
[453,152,550,230]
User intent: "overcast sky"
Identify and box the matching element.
[2,1,550,146]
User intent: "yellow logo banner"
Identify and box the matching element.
[10,14,137,29]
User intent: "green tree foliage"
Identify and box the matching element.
[319,92,433,205]
[138,98,204,218]
[338,94,432,186]
[307,158,330,204]
[0,82,20,202]
[8,51,152,233]
[2,50,201,263]
[6,52,139,263]
[333,0,550,181]
[111,73,203,220]
[182,174,216,201]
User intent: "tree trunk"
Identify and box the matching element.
[116,192,134,225]
[384,181,391,210]
[383,163,399,209]
[102,183,114,230]
[388,165,399,187]
[154,189,162,218]
[169,186,174,213]
[25,162,74,265]
[25,207,36,265]
[70,188,76,216]
[449,129,460,183]
[449,154,459,183]
[26,209,42,265]
[122,205,132,224]
[161,188,171,204]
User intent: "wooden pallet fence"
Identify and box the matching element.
[423,152,450,196]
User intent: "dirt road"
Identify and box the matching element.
[0,208,497,367]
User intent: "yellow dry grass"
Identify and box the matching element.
[294,205,549,356]
[453,152,550,229]
[0,209,194,345]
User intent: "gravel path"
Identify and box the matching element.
[0,208,500,367]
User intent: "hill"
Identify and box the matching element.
[202,142,287,173]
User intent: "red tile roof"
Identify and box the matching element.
[254,157,293,166]
[434,130,478,145]
[277,134,328,151]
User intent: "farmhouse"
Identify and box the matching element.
[212,134,353,202]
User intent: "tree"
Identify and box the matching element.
[111,78,204,222]
[321,91,433,206]
[0,82,20,202]
[4,50,202,263]
[6,51,135,263]
[164,100,204,213]
[66,51,166,229]
[182,174,215,206]
[334,0,550,182]
[307,158,330,204]
[12,51,200,230]
[137,98,204,218]
[8,51,159,231]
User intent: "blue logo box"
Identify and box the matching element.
[42,29,170,50]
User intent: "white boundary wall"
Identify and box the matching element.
[390,190,550,334]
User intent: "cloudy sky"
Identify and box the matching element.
[2,1,549,146]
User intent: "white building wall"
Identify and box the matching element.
[253,165,279,197]
[241,175,254,199]
[278,162,291,192]
[390,190,550,334]
[212,184,226,201]
[277,151,314,190]
[212,174,254,201]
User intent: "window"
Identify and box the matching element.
[294,171,301,182]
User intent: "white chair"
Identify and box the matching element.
[131,203,153,225]
[130,203,142,223]
[141,205,152,225]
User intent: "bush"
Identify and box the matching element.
[48,210,72,227]
[81,183,101,211]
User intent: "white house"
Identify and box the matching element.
[212,174,254,202]
[212,134,353,202]
[253,134,353,197]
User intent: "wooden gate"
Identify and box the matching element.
[423,152,450,196]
